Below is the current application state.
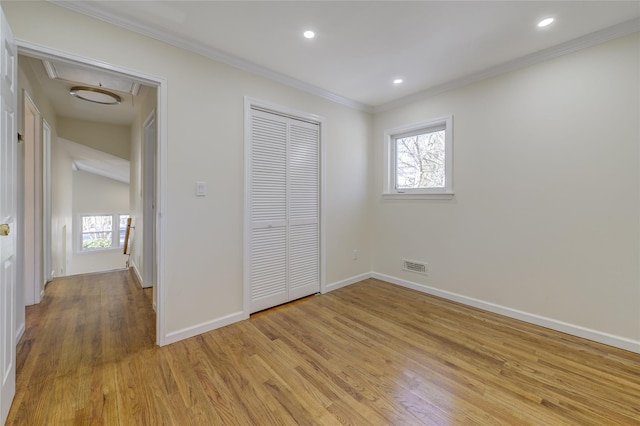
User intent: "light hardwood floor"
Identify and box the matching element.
[6,270,640,425]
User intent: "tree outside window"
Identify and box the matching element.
[395,129,445,189]
[383,116,453,199]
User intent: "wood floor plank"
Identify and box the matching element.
[6,272,640,425]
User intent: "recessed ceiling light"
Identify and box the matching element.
[393,79,403,84]
[303,30,315,39]
[537,17,554,28]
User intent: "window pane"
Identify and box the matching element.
[81,215,113,250]
[82,231,113,249]
[396,130,445,189]
[82,215,112,232]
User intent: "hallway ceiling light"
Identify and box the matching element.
[69,86,122,105]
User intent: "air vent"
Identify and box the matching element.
[402,259,428,275]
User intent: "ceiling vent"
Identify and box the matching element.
[402,259,428,275]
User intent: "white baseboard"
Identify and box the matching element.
[129,265,155,310]
[372,272,640,354]
[163,311,245,346]
[160,271,640,354]
[324,272,373,293]
[16,322,25,344]
[130,263,143,287]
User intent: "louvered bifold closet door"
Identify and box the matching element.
[249,107,320,314]
[288,120,319,300]
[249,110,288,313]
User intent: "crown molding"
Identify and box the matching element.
[50,1,373,113]
[42,60,57,79]
[374,17,640,113]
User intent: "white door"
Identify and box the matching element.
[143,111,156,291]
[0,8,17,424]
[42,120,52,283]
[249,111,288,311]
[287,120,320,301]
[23,92,41,305]
[248,109,319,313]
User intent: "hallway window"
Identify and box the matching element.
[80,213,129,251]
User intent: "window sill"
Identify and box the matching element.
[382,192,455,200]
[77,247,123,254]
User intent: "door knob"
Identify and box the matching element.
[0,224,9,236]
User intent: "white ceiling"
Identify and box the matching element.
[59,138,130,184]
[55,0,640,111]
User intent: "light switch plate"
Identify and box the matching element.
[196,181,206,197]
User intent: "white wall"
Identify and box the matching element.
[57,117,131,160]
[50,137,73,279]
[372,33,640,343]
[4,2,373,341]
[68,170,129,275]
[56,116,132,277]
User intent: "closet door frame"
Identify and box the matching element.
[243,97,326,317]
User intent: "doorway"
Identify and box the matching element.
[17,42,167,345]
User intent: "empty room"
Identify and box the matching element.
[0,1,639,424]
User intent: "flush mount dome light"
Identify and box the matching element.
[303,30,315,39]
[70,86,122,105]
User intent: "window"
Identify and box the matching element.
[80,213,129,251]
[384,116,453,199]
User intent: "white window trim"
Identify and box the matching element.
[383,115,454,200]
[77,213,129,253]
